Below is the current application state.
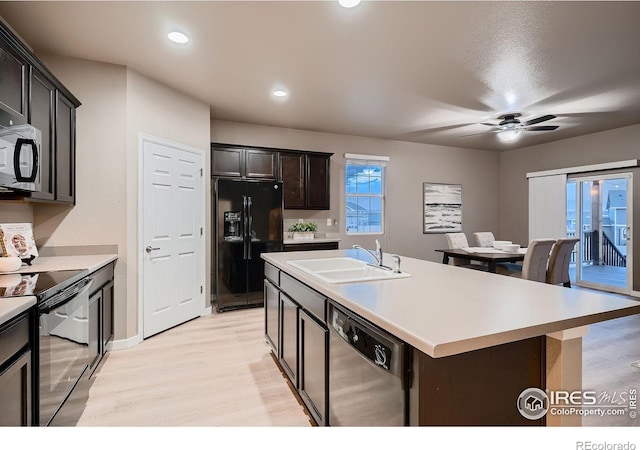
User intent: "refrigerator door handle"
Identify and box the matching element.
[247,196,253,259]
[242,195,249,260]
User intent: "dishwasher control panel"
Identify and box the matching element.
[351,325,392,371]
[330,302,399,373]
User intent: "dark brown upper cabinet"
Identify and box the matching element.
[280,151,332,210]
[211,143,277,179]
[28,68,56,201]
[211,142,332,210]
[305,153,331,210]
[279,152,305,209]
[54,92,76,204]
[0,38,28,123]
[0,20,80,205]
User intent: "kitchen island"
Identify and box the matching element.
[262,249,640,426]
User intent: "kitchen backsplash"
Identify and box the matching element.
[283,216,338,238]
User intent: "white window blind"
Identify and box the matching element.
[528,174,567,240]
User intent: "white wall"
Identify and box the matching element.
[125,68,211,340]
[211,120,501,262]
[27,55,210,342]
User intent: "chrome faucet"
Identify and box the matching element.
[353,239,385,268]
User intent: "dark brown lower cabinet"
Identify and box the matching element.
[0,313,32,426]
[264,279,280,356]
[279,293,298,387]
[88,263,115,377]
[88,290,102,375]
[102,281,114,353]
[0,351,31,427]
[298,310,328,426]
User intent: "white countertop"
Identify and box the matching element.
[262,249,640,358]
[0,254,117,325]
[0,295,36,325]
[11,254,118,274]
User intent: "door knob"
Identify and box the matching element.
[146,246,160,253]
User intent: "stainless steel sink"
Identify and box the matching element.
[286,257,411,283]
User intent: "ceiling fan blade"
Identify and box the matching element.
[479,122,496,126]
[525,125,559,131]
[523,114,556,126]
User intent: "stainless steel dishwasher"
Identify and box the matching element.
[328,301,410,426]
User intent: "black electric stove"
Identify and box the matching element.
[0,269,87,302]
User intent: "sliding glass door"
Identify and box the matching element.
[567,173,632,294]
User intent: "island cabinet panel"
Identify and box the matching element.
[279,293,299,387]
[0,312,32,427]
[263,266,329,426]
[264,279,280,356]
[298,310,328,426]
[414,336,546,426]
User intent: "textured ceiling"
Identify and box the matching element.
[1,1,639,151]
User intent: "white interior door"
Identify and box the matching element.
[141,135,205,339]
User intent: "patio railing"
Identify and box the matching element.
[567,230,626,267]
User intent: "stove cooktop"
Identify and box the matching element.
[0,269,87,300]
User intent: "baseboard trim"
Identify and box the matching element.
[107,334,143,351]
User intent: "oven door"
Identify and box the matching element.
[38,277,93,426]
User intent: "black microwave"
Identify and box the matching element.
[0,109,41,193]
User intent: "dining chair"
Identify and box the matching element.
[445,232,486,270]
[473,232,496,248]
[546,238,580,287]
[508,239,556,282]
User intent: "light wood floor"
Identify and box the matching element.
[77,307,313,426]
[77,293,640,427]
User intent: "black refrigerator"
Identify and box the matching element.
[214,178,283,312]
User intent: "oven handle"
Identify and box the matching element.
[39,277,94,313]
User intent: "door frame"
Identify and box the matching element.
[137,133,209,341]
[568,172,633,295]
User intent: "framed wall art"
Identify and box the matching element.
[423,182,462,233]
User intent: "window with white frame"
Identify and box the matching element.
[345,154,388,235]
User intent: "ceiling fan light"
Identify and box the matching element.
[338,0,361,8]
[497,128,522,143]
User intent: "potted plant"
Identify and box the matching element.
[288,222,318,240]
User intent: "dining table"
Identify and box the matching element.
[435,247,527,273]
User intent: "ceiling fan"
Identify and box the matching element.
[464,113,559,142]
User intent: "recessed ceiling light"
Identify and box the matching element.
[168,31,189,44]
[272,89,288,98]
[338,0,361,8]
